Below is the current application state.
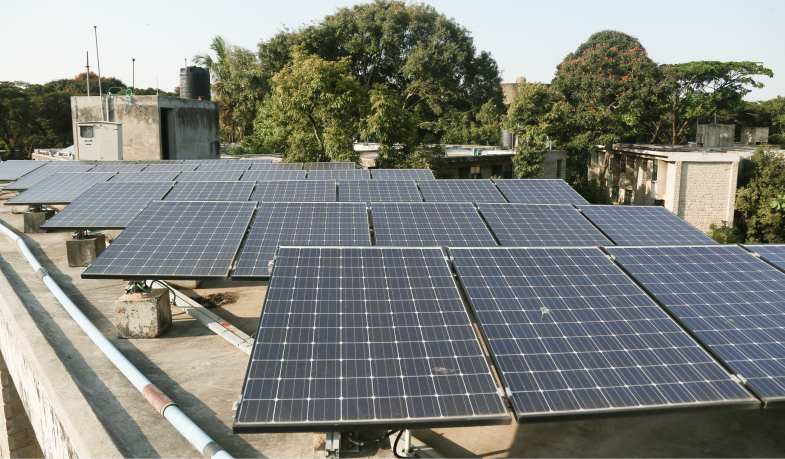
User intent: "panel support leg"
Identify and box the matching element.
[325,431,340,459]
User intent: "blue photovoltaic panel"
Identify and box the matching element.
[371,169,436,180]
[744,245,785,272]
[338,180,421,202]
[607,245,785,406]
[174,171,243,182]
[478,203,612,247]
[88,163,147,173]
[250,163,304,171]
[40,181,174,230]
[136,160,184,164]
[372,202,497,247]
[240,170,307,181]
[450,246,759,421]
[0,161,47,181]
[6,172,115,205]
[578,205,715,246]
[195,162,251,171]
[250,181,336,202]
[142,164,199,172]
[4,164,95,191]
[309,170,370,180]
[233,246,510,433]
[109,172,180,182]
[232,202,371,278]
[493,179,589,205]
[303,162,356,170]
[163,181,254,201]
[418,180,506,203]
[82,200,255,279]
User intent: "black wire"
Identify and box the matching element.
[392,430,405,458]
[343,430,397,446]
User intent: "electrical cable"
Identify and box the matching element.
[105,86,135,113]
[150,279,178,305]
[343,430,398,446]
[392,430,405,458]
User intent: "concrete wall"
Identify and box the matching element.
[0,352,43,458]
[71,96,219,161]
[676,161,738,232]
[540,150,567,180]
[697,124,735,148]
[742,127,769,145]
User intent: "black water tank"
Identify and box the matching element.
[180,66,211,100]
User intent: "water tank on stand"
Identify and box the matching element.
[179,67,211,100]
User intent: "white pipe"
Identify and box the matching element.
[0,221,232,459]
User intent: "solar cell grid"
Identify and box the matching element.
[0,161,47,181]
[417,180,506,203]
[136,160,184,164]
[4,164,95,191]
[493,179,589,204]
[478,203,612,247]
[233,246,510,432]
[142,164,198,172]
[303,162,356,170]
[232,202,371,278]
[250,180,336,202]
[6,172,116,205]
[250,163,303,171]
[607,245,785,406]
[240,170,307,181]
[745,245,785,272]
[82,200,256,279]
[40,181,174,230]
[109,171,180,182]
[372,202,497,247]
[338,180,421,202]
[88,164,148,173]
[164,181,254,201]
[309,170,370,180]
[195,163,251,171]
[449,246,759,421]
[174,171,243,181]
[578,205,716,246]
[371,169,435,180]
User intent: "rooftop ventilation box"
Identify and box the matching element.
[76,122,123,160]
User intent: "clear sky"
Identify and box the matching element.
[3,0,782,101]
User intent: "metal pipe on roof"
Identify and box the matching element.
[0,220,232,459]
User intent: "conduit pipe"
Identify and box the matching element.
[0,221,232,459]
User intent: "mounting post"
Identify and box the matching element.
[325,432,340,458]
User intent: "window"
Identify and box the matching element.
[611,155,620,173]
[624,189,633,205]
[470,166,481,179]
[626,156,635,170]
[556,159,563,179]
[458,167,470,179]
[502,164,513,179]
[652,164,659,181]
[654,199,665,207]
[611,186,619,202]
[80,126,94,138]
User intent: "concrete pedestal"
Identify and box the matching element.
[66,235,106,267]
[115,289,171,338]
[23,211,55,234]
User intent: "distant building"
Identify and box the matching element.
[588,143,755,232]
[70,96,220,161]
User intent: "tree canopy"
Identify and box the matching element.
[0,81,72,159]
[734,145,785,243]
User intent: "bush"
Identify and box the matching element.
[708,221,744,244]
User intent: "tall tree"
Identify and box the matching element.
[735,145,785,243]
[0,82,71,159]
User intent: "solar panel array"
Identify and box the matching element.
[174,171,243,182]
[82,201,255,279]
[309,170,370,180]
[4,164,95,191]
[240,170,307,181]
[6,172,116,205]
[234,247,510,432]
[142,164,198,172]
[250,163,303,171]
[578,205,716,246]
[88,164,147,173]
[109,171,180,182]
[232,202,371,278]
[418,180,506,203]
[251,181,336,202]
[372,202,497,247]
[303,162,356,170]
[137,160,183,164]
[0,161,47,181]
[195,162,251,171]
[607,245,785,405]
[479,204,612,247]
[371,169,435,180]
[450,247,758,420]
[40,181,174,230]
[494,179,589,204]
[338,180,421,202]
[744,245,785,272]
[164,181,255,201]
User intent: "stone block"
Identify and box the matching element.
[23,210,55,234]
[164,279,201,289]
[66,235,106,267]
[115,289,171,338]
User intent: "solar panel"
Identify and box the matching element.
[338,180,421,202]
[744,245,785,272]
[250,163,303,171]
[0,161,47,181]
[232,203,371,279]
[40,181,174,230]
[164,181,254,201]
[250,181,336,202]
[372,202,497,247]
[174,171,243,182]
[449,246,759,421]
[607,245,785,406]
[4,164,95,191]
[6,172,115,205]
[136,160,184,164]
[418,180,506,203]
[88,164,148,173]
[493,179,589,204]
[578,205,715,246]
[233,246,510,433]
[82,200,255,279]
[371,169,436,180]
[109,172,180,182]
[195,162,251,171]
[142,164,198,172]
[303,162,356,170]
[309,170,370,180]
[240,170,307,181]
[478,204,612,247]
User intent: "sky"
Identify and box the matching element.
[3,0,783,101]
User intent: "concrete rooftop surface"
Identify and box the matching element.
[1,191,785,457]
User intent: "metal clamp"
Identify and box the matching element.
[325,432,340,459]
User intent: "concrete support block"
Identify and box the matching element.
[165,280,201,289]
[115,289,171,338]
[66,235,106,267]
[23,211,55,234]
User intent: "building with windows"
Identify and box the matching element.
[589,143,749,232]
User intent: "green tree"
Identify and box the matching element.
[0,82,72,159]
[44,72,127,96]
[735,145,785,243]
